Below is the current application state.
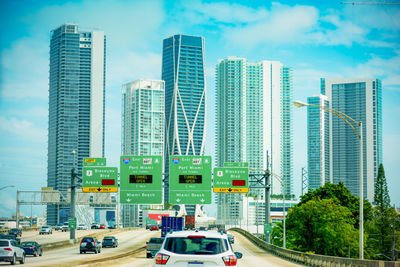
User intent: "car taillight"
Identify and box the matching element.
[222,255,237,266]
[4,248,12,251]
[155,253,170,265]
[30,246,35,249]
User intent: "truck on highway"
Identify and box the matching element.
[184,215,195,230]
[161,216,183,237]
[145,237,164,258]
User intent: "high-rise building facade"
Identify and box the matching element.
[215,57,293,223]
[307,94,330,190]
[47,24,106,225]
[121,79,165,227]
[307,78,382,201]
[161,35,206,212]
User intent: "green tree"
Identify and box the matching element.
[299,182,372,228]
[365,164,398,260]
[285,198,359,257]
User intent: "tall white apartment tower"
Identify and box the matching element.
[47,24,106,225]
[121,79,165,227]
[216,57,293,223]
[319,78,382,202]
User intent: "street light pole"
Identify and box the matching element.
[70,150,77,242]
[294,100,364,259]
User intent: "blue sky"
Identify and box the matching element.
[0,0,399,218]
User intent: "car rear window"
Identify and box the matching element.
[0,241,9,247]
[164,237,228,255]
[82,237,94,242]
[149,238,163,244]
[21,242,34,246]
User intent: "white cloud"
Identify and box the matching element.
[108,51,162,88]
[8,107,48,119]
[344,53,400,90]
[179,0,268,24]
[1,37,48,100]
[0,117,47,142]
[223,3,319,47]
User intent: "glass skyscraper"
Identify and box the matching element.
[121,79,165,227]
[307,94,330,190]
[47,24,106,225]
[161,35,206,211]
[216,57,293,223]
[307,78,382,202]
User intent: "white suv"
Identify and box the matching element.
[0,239,25,265]
[39,225,53,235]
[153,231,242,266]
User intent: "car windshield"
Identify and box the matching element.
[103,238,113,241]
[0,241,9,247]
[164,237,228,255]
[21,242,35,246]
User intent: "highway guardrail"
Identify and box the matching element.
[230,228,399,267]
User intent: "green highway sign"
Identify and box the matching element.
[169,156,212,204]
[264,222,273,235]
[213,167,249,193]
[68,217,77,229]
[83,158,106,166]
[82,167,118,192]
[120,156,162,204]
[223,162,249,168]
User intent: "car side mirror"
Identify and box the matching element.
[234,252,243,259]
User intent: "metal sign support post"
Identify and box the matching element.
[265,151,271,242]
[70,168,77,241]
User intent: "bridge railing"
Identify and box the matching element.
[230,228,399,267]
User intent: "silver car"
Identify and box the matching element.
[153,231,242,266]
[39,225,53,235]
[0,239,25,265]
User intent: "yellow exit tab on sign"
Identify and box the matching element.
[82,187,118,192]
[213,188,249,193]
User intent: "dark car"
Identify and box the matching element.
[0,234,21,245]
[8,228,22,237]
[91,223,100,229]
[80,237,101,254]
[227,234,235,244]
[102,236,118,248]
[20,241,43,257]
[146,237,164,258]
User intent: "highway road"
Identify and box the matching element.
[103,230,304,267]
[2,229,304,266]
[0,229,158,267]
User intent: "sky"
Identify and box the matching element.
[0,0,399,219]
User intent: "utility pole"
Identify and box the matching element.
[16,191,20,228]
[70,167,77,241]
[265,150,271,242]
[70,149,77,242]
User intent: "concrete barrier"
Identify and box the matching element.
[230,228,399,267]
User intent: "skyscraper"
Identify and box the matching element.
[47,24,106,225]
[121,79,165,227]
[216,57,293,223]
[161,35,206,211]
[307,78,382,202]
[307,94,330,190]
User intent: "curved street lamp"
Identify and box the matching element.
[0,185,15,191]
[294,100,364,259]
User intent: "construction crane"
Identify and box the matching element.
[341,2,400,5]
